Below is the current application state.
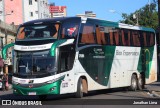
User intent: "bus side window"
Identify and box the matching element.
[150,33,155,46]
[104,32,110,45]
[122,29,131,46]
[132,31,140,46]
[109,29,114,45]
[142,32,147,46]
[101,31,106,45]
[120,29,126,46]
[53,24,59,38]
[96,26,102,45]
[95,26,107,45]
[60,51,75,72]
[81,25,96,44]
[127,30,131,46]
[114,30,119,46]
[17,27,25,39]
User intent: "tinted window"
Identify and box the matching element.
[17,24,60,40]
[79,23,96,44]
[60,22,80,39]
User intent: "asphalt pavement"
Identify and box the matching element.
[145,75,160,97]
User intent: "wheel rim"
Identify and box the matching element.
[80,82,83,95]
[132,78,137,89]
[139,78,142,86]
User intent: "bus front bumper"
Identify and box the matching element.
[12,81,61,95]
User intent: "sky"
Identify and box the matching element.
[48,0,152,22]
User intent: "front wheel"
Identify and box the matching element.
[130,74,138,91]
[75,78,83,98]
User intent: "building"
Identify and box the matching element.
[49,4,67,18]
[76,11,96,18]
[0,20,17,74]
[0,0,50,25]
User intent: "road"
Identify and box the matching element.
[0,82,160,107]
[0,85,159,100]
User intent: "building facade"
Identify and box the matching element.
[0,0,50,25]
[76,11,96,18]
[0,20,17,74]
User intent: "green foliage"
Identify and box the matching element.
[120,3,158,29]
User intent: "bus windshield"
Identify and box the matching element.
[17,23,60,40]
[14,50,57,77]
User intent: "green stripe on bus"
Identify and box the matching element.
[103,46,116,85]
[50,39,67,56]
[13,76,65,95]
[137,47,154,78]
[88,18,119,27]
[79,46,116,86]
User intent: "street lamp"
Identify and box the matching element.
[133,12,139,26]
[109,9,136,25]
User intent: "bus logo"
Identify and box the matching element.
[29,85,33,88]
[29,80,34,83]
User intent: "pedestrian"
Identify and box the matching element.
[2,73,8,91]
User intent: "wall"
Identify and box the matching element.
[38,0,50,19]
[0,0,4,21]
[5,0,23,25]
[23,0,38,22]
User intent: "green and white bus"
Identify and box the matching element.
[2,17,157,99]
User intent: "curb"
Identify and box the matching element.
[151,91,160,97]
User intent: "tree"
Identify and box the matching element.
[120,3,158,29]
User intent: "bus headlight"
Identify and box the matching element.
[12,81,19,85]
[46,78,59,84]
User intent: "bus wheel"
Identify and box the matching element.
[39,95,47,100]
[137,74,145,90]
[75,78,83,98]
[130,74,138,91]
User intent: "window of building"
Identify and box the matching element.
[35,0,37,2]
[29,0,32,5]
[30,12,33,17]
[0,11,2,14]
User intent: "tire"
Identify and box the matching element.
[130,74,138,91]
[75,78,83,98]
[137,74,145,90]
[39,95,47,100]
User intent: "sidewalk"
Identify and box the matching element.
[145,75,160,97]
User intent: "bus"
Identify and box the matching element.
[2,17,157,99]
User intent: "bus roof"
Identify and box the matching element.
[86,17,155,32]
[21,17,81,26]
[21,17,155,33]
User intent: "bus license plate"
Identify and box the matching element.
[28,92,36,95]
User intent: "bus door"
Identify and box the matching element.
[58,44,76,93]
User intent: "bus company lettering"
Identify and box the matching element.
[116,50,139,56]
[21,46,47,50]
